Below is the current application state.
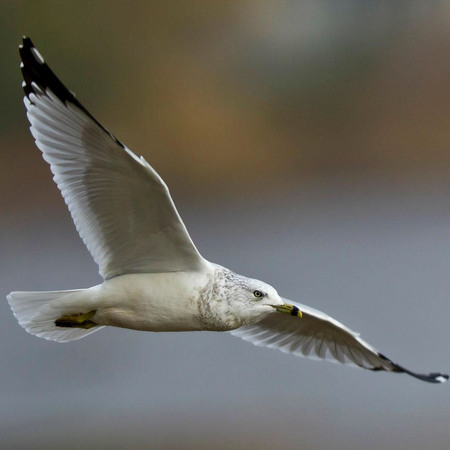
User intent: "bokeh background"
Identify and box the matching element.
[2,2,450,449]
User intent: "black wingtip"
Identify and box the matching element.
[19,36,78,106]
[19,37,126,150]
[402,371,449,384]
[378,353,448,384]
[20,37,35,56]
[19,36,100,125]
[22,36,32,46]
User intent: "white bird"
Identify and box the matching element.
[8,37,448,384]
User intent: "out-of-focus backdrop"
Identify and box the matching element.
[2,2,450,449]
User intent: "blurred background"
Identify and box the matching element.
[2,1,450,449]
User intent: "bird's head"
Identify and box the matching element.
[239,278,303,322]
[212,268,302,327]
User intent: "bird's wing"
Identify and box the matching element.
[231,299,448,383]
[19,37,207,280]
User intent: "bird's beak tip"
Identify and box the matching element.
[273,303,302,318]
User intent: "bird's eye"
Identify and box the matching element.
[253,290,264,298]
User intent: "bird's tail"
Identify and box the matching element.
[7,289,104,343]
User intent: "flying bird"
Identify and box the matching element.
[8,37,448,384]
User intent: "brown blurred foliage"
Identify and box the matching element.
[1,1,450,212]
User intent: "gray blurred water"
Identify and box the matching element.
[1,178,450,449]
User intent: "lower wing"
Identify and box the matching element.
[231,299,448,383]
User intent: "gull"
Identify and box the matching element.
[8,37,448,384]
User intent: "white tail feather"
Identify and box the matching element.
[7,290,104,343]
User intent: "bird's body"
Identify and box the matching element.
[87,265,278,333]
[79,271,214,333]
[8,37,448,384]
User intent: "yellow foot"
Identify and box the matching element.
[55,310,98,329]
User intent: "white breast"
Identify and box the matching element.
[92,269,214,332]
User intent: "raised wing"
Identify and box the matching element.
[231,299,448,383]
[19,37,207,279]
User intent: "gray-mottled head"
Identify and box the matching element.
[198,266,284,331]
